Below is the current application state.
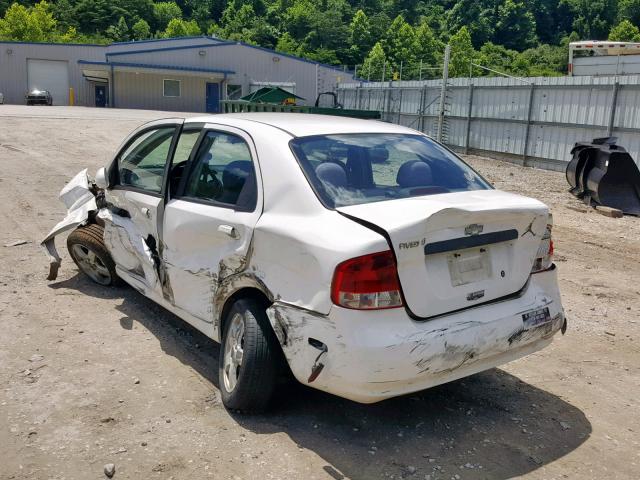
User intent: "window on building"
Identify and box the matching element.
[163,79,181,97]
[226,84,243,100]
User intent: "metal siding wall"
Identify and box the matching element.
[339,75,640,168]
[0,43,104,106]
[108,44,353,106]
[115,71,207,112]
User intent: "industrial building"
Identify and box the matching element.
[0,36,354,112]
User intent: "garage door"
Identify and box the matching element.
[27,59,69,106]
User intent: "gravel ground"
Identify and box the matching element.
[1,106,639,480]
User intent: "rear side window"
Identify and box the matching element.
[183,131,257,210]
[290,133,490,208]
[117,127,175,193]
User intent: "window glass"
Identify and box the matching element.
[169,129,201,196]
[163,79,180,97]
[184,132,256,209]
[118,127,175,193]
[290,133,491,208]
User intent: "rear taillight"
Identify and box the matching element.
[331,250,403,310]
[531,219,554,273]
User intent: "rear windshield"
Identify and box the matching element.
[290,133,491,208]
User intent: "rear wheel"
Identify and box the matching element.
[219,298,279,413]
[67,224,119,286]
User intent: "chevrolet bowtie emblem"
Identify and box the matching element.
[464,223,483,236]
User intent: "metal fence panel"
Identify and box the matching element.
[337,74,640,169]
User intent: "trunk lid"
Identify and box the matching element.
[337,190,549,318]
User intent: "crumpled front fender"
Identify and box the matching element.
[41,169,97,280]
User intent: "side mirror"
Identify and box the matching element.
[95,167,108,189]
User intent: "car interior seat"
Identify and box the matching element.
[220,160,252,205]
[397,160,433,188]
[346,146,374,189]
[316,162,348,188]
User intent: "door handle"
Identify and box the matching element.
[141,207,151,218]
[218,224,239,239]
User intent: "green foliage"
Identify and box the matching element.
[382,15,416,73]
[360,41,386,80]
[106,16,130,42]
[162,17,200,37]
[448,26,476,77]
[564,0,618,40]
[609,19,640,42]
[131,18,150,40]
[0,1,64,42]
[618,0,640,25]
[495,0,538,50]
[154,2,182,30]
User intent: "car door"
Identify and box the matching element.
[102,119,183,298]
[161,125,262,337]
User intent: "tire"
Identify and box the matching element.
[67,224,120,286]
[219,298,279,413]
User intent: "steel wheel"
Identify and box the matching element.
[223,312,245,392]
[70,243,112,285]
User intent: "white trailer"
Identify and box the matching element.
[569,41,640,76]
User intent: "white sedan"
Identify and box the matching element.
[42,114,565,412]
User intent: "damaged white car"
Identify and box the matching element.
[42,114,565,412]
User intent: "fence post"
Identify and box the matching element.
[436,44,451,143]
[522,83,536,166]
[464,82,475,154]
[419,85,427,133]
[607,81,620,136]
[397,87,403,124]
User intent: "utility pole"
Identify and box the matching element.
[436,44,451,143]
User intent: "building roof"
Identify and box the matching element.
[184,112,415,137]
[0,35,353,75]
[78,60,234,76]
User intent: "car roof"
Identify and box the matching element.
[184,113,419,138]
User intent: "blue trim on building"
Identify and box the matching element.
[106,42,236,57]
[78,59,235,75]
[109,36,219,47]
[0,40,105,47]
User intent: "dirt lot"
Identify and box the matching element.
[1,105,639,480]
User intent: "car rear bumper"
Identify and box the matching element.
[267,266,564,403]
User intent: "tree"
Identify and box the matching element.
[154,1,182,31]
[106,16,130,42]
[219,3,257,41]
[445,0,496,48]
[0,1,57,42]
[382,15,416,75]
[162,17,200,37]
[494,0,538,50]
[347,9,372,64]
[609,19,640,41]
[131,18,151,39]
[618,0,640,25]
[412,20,443,75]
[476,42,518,74]
[565,0,618,40]
[360,41,387,80]
[448,26,476,77]
[275,31,299,54]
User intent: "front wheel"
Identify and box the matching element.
[219,298,279,413]
[67,224,120,286]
